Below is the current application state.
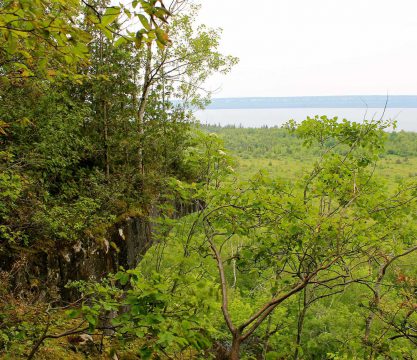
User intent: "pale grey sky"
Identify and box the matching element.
[197,0,417,97]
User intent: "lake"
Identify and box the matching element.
[195,108,417,131]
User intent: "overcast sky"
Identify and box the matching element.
[197,0,417,98]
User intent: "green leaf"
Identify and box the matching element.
[155,28,168,46]
[102,6,121,26]
[154,7,170,23]
[135,30,144,48]
[66,309,81,319]
[114,36,128,47]
[85,314,97,327]
[139,346,153,359]
[124,8,132,18]
[137,14,151,31]
[266,352,281,360]
[156,40,165,50]
[115,271,130,285]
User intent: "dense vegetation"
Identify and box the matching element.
[1,1,417,360]
[204,124,417,159]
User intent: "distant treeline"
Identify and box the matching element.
[202,124,417,158]
[205,96,417,109]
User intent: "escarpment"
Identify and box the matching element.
[1,199,203,302]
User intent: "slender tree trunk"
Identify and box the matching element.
[98,30,109,179]
[137,41,153,175]
[137,42,152,125]
[294,287,308,360]
[229,334,241,360]
[231,244,237,288]
[262,315,273,358]
[103,101,110,179]
[364,269,382,359]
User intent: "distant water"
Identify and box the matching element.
[195,108,417,131]
[206,96,417,109]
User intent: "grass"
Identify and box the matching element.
[235,155,417,185]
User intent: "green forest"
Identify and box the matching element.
[1,1,417,359]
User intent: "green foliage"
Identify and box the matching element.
[203,123,417,160]
[0,0,90,80]
[0,2,238,357]
[54,117,417,359]
[151,117,417,358]
[0,0,172,84]
[69,268,216,357]
[2,1,417,358]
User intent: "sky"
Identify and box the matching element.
[197,0,417,98]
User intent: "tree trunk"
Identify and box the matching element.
[103,101,110,179]
[262,314,273,358]
[294,287,308,360]
[228,335,241,360]
[137,41,152,175]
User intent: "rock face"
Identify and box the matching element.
[116,216,153,270]
[3,200,203,301]
[3,215,152,301]
[52,215,154,300]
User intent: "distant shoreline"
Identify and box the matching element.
[206,96,417,109]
